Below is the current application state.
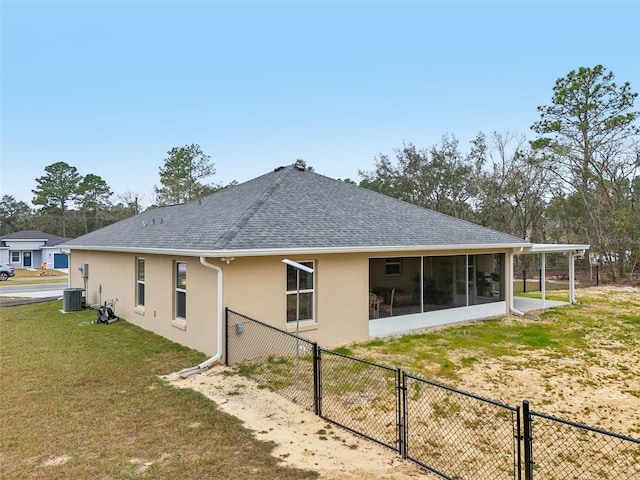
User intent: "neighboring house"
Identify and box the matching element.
[0,230,70,270]
[63,166,588,360]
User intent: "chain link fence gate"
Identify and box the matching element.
[522,400,640,479]
[404,373,521,480]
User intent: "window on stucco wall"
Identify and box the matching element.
[286,261,314,323]
[10,251,20,263]
[136,258,145,307]
[175,262,186,320]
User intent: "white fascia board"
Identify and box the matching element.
[3,238,48,242]
[4,240,47,249]
[64,242,532,258]
[525,244,590,253]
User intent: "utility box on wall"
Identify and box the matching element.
[78,263,89,278]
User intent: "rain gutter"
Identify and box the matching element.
[64,242,532,258]
[178,257,224,378]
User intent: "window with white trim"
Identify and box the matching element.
[286,261,314,323]
[175,262,187,320]
[10,251,20,263]
[136,258,145,307]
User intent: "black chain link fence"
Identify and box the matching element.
[404,373,520,480]
[526,407,640,480]
[226,309,317,412]
[225,308,640,480]
[318,349,400,451]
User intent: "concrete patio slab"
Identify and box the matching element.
[513,296,569,313]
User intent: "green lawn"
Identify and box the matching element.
[0,301,317,479]
[349,288,640,382]
[512,278,580,294]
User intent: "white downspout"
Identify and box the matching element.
[510,250,525,316]
[179,257,223,378]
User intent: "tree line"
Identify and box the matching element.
[1,65,638,278]
[0,144,233,238]
[359,66,639,280]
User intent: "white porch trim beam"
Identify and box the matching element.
[524,244,590,254]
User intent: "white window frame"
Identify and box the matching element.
[175,261,187,322]
[10,251,20,263]
[286,260,315,323]
[136,257,145,307]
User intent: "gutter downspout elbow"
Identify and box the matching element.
[179,257,223,378]
[510,287,526,316]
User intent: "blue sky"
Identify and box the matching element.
[2,0,639,207]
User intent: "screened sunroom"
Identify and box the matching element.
[368,253,507,337]
[369,254,505,319]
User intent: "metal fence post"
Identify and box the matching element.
[516,405,522,480]
[523,269,527,293]
[522,400,533,480]
[398,369,407,458]
[224,307,230,366]
[538,269,542,292]
[313,343,320,416]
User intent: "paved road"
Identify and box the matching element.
[0,282,68,299]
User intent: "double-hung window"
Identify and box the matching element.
[10,251,20,263]
[136,258,145,307]
[286,261,314,323]
[175,262,187,320]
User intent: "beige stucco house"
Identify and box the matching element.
[63,165,588,366]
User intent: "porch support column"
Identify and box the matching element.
[510,250,525,316]
[569,252,576,304]
[541,252,546,308]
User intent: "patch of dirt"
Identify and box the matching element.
[13,268,67,278]
[129,453,171,475]
[442,287,640,437]
[43,455,72,467]
[165,367,432,479]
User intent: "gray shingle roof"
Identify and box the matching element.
[64,166,528,253]
[1,230,69,246]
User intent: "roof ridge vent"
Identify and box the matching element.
[274,166,286,172]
